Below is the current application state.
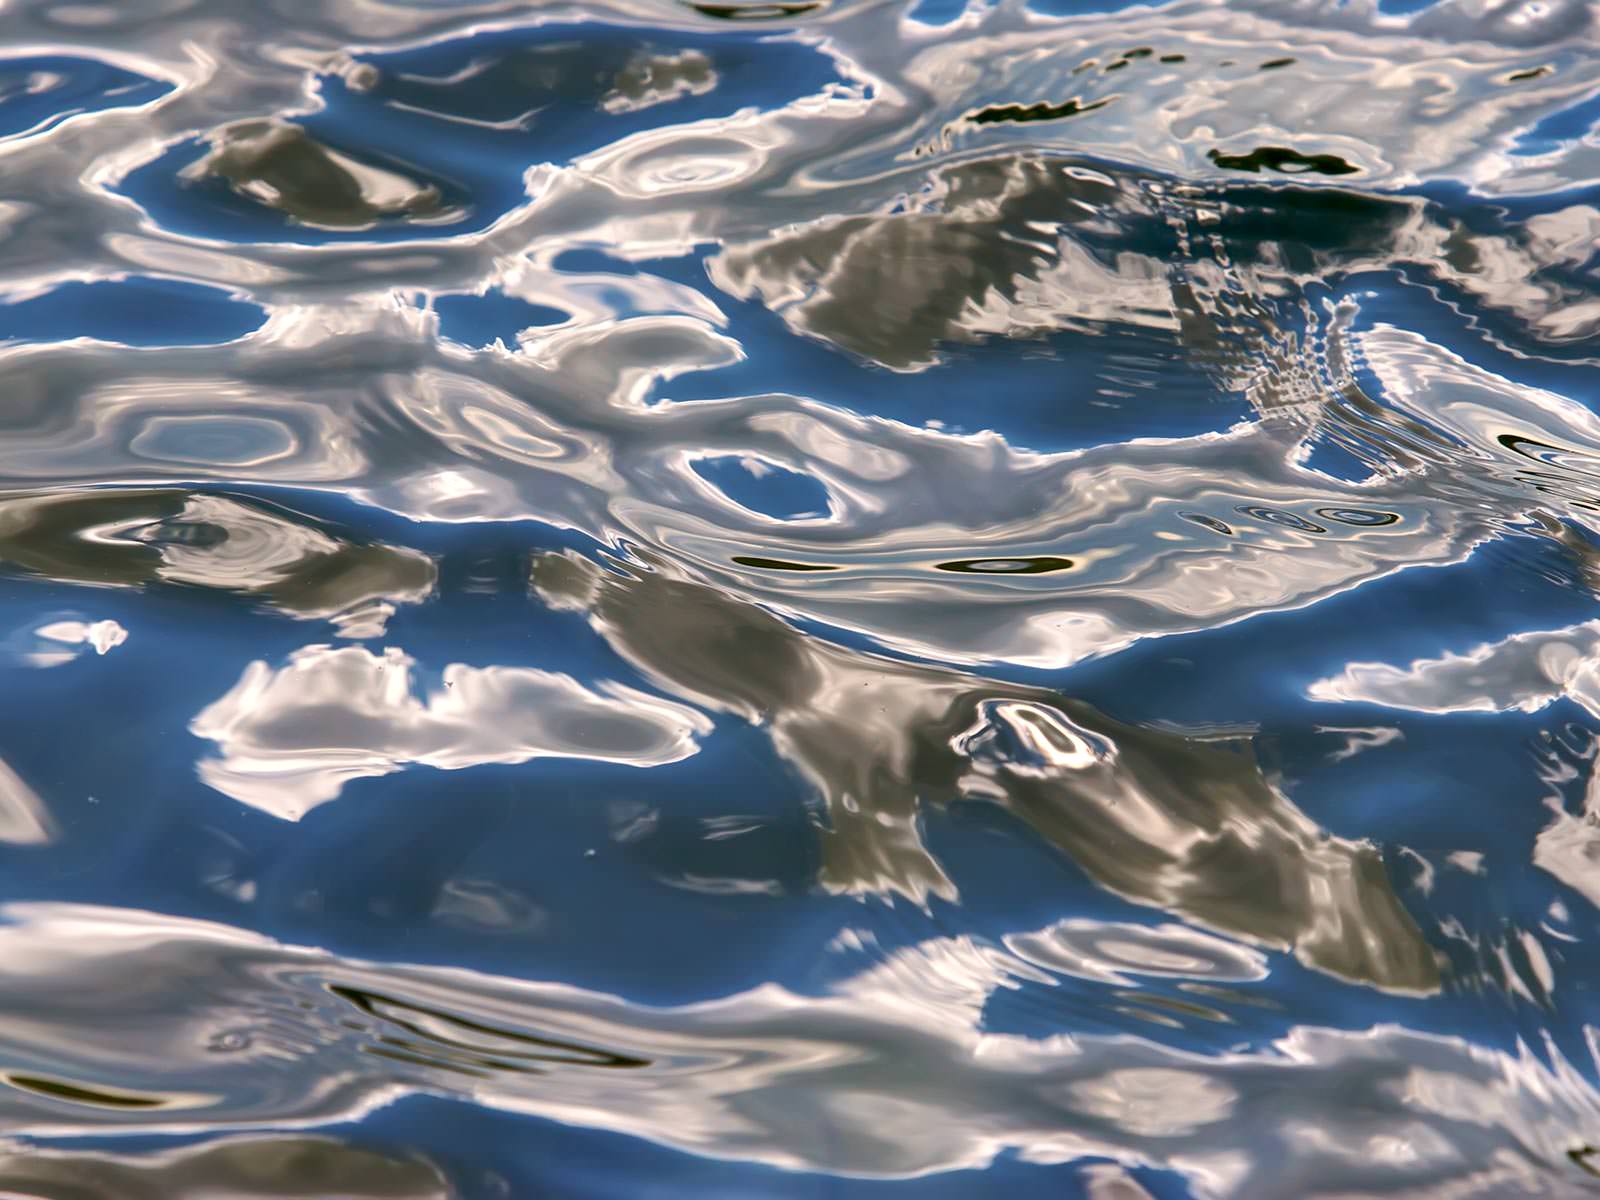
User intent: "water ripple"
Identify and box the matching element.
[1,0,1599,1194]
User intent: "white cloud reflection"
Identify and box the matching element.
[1310,620,1600,719]
[190,644,711,819]
[0,757,53,846]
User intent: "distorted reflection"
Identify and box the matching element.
[0,0,1597,1193]
[186,122,450,231]
[1536,764,1600,914]
[0,1136,450,1199]
[0,756,53,846]
[1004,919,1268,987]
[30,617,127,664]
[603,50,717,114]
[1312,620,1600,719]
[711,155,1179,371]
[534,552,1438,992]
[191,644,711,818]
[0,903,1585,1193]
[0,490,434,630]
[0,215,1593,669]
[712,154,1598,373]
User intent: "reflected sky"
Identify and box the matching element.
[0,0,1598,1195]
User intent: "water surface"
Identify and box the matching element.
[0,0,1599,1195]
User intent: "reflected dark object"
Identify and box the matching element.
[731,555,839,571]
[934,556,1075,573]
[1495,435,1600,512]
[534,553,1440,993]
[5,1072,171,1108]
[711,153,1177,371]
[1179,512,1235,536]
[1506,65,1553,82]
[1259,57,1295,70]
[1498,432,1596,468]
[337,24,840,140]
[0,1136,449,1199]
[687,1,824,16]
[1207,146,1360,175]
[185,121,446,230]
[0,489,435,622]
[967,97,1111,126]
[165,19,849,246]
[334,984,652,1073]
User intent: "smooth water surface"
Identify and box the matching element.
[0,0,1598,1195]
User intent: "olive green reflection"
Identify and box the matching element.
[189,121,444,230]
[534,552,1440,994]
[5,1072,172,1108]
[0,1136,449,1199]
[0,489,435,621]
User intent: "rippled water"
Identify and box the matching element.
[0,0,1598,1195]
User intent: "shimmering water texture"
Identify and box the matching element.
[1,0,1600,1195]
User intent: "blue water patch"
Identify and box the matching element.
[0,55,171,141]
[1298,438,1380,483]
[1023,0,1169,16]
[906,0,975,26]
[693,455,832,519]
[0,277,263,346]
[434,290,568,348]
[1513,86,1600,156]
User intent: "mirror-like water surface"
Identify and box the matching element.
[0,0,1599,1194]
